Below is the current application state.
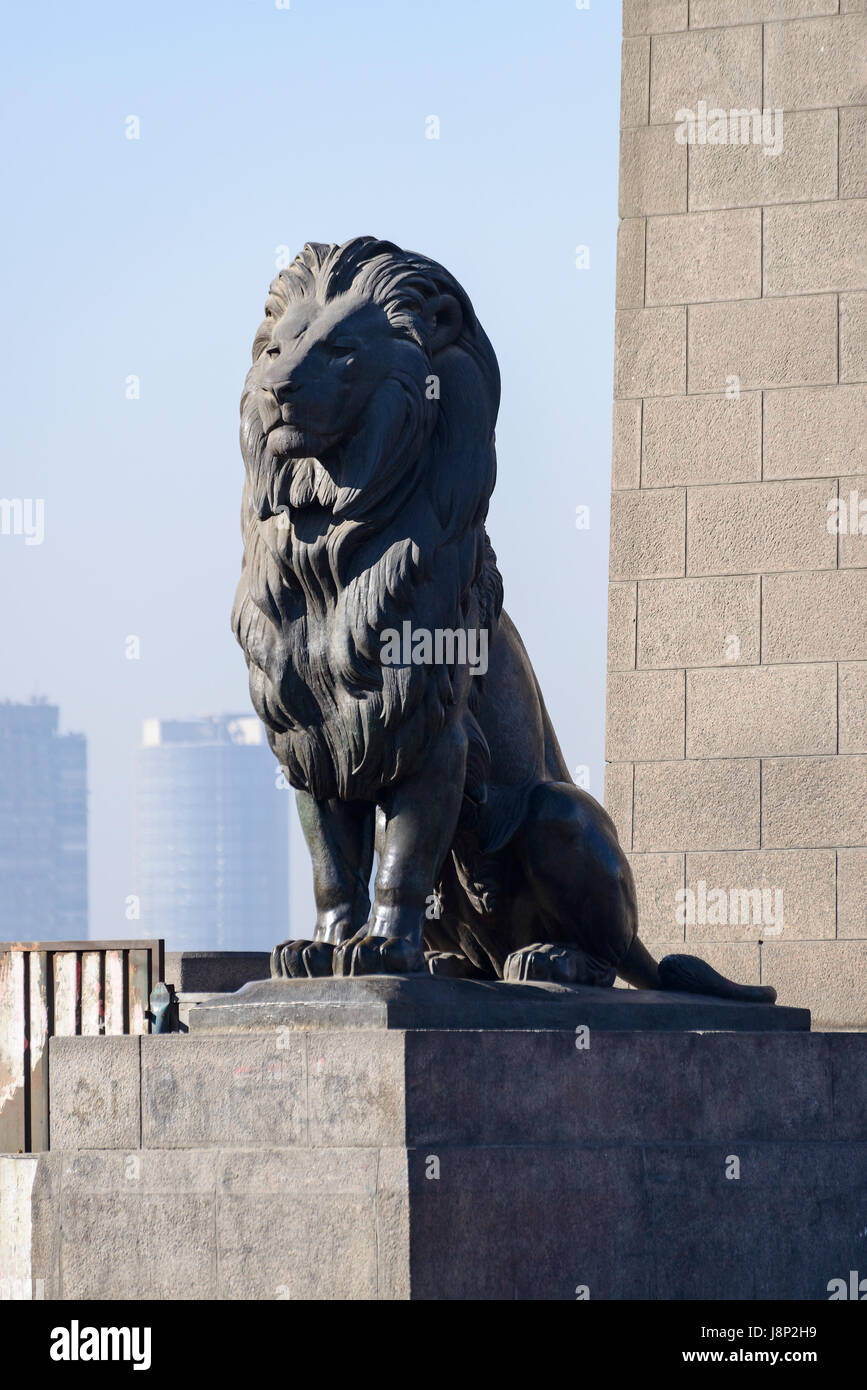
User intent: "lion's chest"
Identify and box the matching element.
[237,522,458,800]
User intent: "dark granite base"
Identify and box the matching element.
[187,973,810,1033]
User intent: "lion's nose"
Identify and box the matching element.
[272,380,302,404]
[263,366,303,402]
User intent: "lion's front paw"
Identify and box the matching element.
[270,939,336,979]
[503,942,584,986]
[332,934,425,977]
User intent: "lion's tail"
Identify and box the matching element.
[618,935,777,1005]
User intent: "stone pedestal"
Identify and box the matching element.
[187,973,810,1034]
[2,978,865,1300]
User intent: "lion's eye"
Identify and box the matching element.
[265,344,280,358]
[327,343,355,357]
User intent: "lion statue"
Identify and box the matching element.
[232,236,775,1003]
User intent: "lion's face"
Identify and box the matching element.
[235,238,503,798]
[240,240,494,525]
[251,291,431,462]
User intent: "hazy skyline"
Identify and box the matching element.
[0,0,620,940]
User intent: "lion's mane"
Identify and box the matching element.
[232,237,503,802]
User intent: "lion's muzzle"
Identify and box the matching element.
[257,389,282,434]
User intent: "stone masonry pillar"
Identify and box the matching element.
[605,0,866,1029]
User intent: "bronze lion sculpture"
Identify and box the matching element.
[233,236,774,1003]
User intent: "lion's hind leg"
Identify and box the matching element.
[504,780,637,987]
[424,950,492,979]
[503,941,615,987]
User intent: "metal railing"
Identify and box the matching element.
[0,940,164,1152]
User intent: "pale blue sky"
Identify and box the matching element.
[0,0,621,939]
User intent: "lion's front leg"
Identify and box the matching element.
[271,792,374,978]
[333,722,468,977]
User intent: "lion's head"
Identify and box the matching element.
[234,238,504,801]
[240,237,500,523]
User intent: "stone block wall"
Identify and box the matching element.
[606,0,866,1028]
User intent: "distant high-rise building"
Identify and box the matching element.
[135,714,289,952]
[0,699,88,941]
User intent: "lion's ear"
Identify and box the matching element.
[425,293,462,352]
